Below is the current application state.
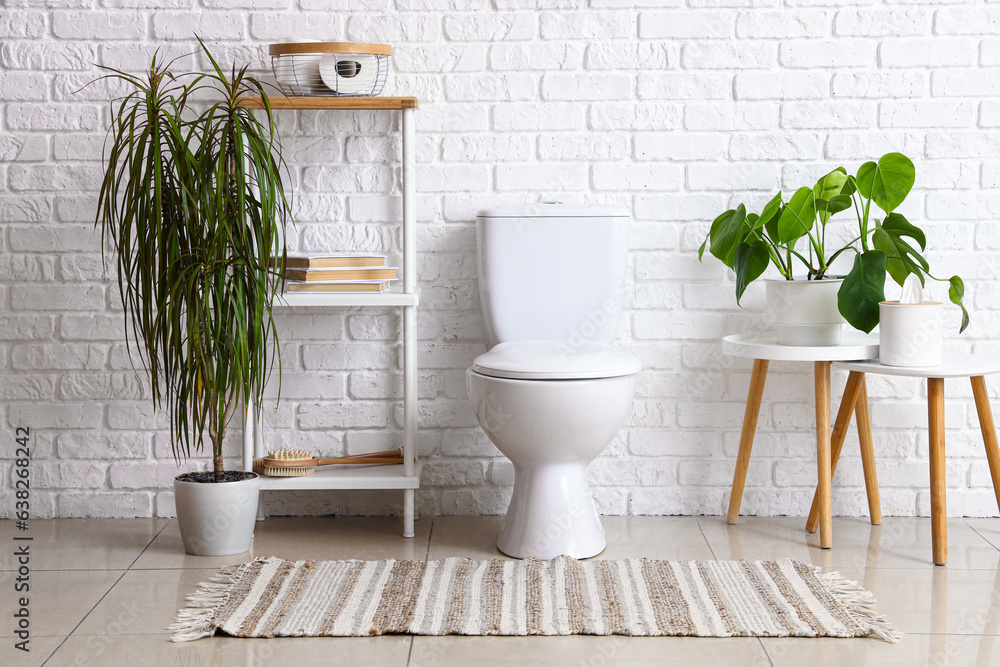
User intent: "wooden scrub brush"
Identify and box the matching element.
[255,448,403,477]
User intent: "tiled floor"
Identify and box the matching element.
[3,515,1000,666]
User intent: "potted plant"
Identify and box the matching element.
[700,152,969,345]
[95,39,291,555]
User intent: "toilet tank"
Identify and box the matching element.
[476,202,630,346]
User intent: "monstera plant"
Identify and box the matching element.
[700,152,969,334]
[95,39,291,554]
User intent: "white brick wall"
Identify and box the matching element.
[3,2,1000,521]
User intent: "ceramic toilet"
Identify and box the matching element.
[466,202,641,559]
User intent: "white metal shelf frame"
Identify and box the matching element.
[239,97,420,538]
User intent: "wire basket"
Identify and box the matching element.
[270,42,390,97]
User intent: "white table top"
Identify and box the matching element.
[834,353,1000,378]
[723,331,880,362]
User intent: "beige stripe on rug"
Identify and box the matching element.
[169,555,899,643]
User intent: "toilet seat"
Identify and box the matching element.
[471,340,641,380]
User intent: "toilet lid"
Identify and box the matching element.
[471,341,642,380]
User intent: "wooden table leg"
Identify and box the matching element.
[928,377,947,565]
[806,370,865,533]
[815,360,833,549]
[856,377,882,525]
[971,375,1000,514]
[727,358,769,525]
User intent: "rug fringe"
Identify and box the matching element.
[813,566,902,644]
[168,558,267,642]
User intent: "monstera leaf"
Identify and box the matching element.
[700,204,747,269]
[734,240,771,304]
[776,187,816,244]
[816,194,852,218]
[838,251,887,333]
[758,191,782,224]
[813,168,849,224]
[949,276,970,333]
[872,213,929,286]
[880,211,926,250]
[760,191,783,244]
[856,153,915,214]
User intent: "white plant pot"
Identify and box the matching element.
[174,472,260,556]
[878,301,944,367]
[764,278,846,346]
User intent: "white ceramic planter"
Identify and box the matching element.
[879,301,944,367]
[174,472,259,556]
[764,278,847,346]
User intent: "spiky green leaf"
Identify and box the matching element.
[95,37,293,474]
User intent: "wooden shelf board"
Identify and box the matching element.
[258,461,422,490]
[237,96,418,110]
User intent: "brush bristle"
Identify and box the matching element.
[267,448,314,461]
[254,457,316,477]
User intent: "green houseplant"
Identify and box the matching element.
[700,152,968,340]
[95,39,291,555]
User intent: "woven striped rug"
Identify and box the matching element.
[170,555,898,643]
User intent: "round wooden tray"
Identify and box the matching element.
[269,42,391,56]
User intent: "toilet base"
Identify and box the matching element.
[497,463,606,560]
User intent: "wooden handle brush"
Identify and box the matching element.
[259,448,403,477]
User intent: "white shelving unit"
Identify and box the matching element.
[237,96,420,538]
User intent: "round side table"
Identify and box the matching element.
[831,354,1000,565]
[723,331,880,549]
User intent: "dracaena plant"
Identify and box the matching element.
[95,38,291,481]
[699,152,969,334]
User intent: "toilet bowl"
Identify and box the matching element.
[468,341,639,559]
[467,203,641,559]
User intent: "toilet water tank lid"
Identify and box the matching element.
[477,202,629,219]
[471,341,642,380]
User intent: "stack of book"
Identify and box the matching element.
[277,255,399,293]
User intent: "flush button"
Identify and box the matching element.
[542,200,563,205]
